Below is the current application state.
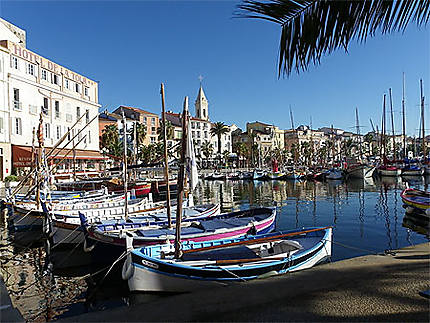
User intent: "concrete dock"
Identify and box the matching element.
[61,242,430,322]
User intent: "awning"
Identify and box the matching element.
[12,145,108,168]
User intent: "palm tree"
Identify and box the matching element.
[237,1,430,77]
[201,140,214,168]
[233,142,249,167]
[210,122,230,157]
[101,124,122,158]
[157,120,174,141]
[130,122,146,162]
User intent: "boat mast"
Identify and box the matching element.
[331,124,335,165]
[381,94,386,164]
[289,106,297,169]
[389,88,396,160]
[174,96,189,259]
[121,109,129,221]
[355,107,362,161]
[420,79,426,160]
[36,113,43,208]
[160,83,172,228]
[402,73,406,158]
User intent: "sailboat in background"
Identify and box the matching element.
[401,76,425,176]
[378,93,401,176]
[345,108,376,179]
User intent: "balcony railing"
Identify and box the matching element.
[13,100,22,111]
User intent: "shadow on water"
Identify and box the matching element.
[1,177,429,321]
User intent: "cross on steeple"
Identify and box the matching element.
[198,75,204,85]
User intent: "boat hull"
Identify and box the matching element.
[126,227,332,292]
[346,165,376,179]
[378,168,401,177]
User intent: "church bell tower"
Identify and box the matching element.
[195,85,209,121]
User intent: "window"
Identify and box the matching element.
[66,114,72,122]
[84,87,89,96]
[29,105,37,115]
[55,101,60,118]
[65,79,69,89]
[0,117,4,133]
[150,137,156,143]
[42,97,49,115]
[204,131,207,138]
[75,83,80,93]
[196,123,200,129]
[151,117,155,125]
[27,63,35,76]
[52,74,59,85]
[76,106,81,120]
[144,117,147,123]
[41,69,47,80]
[88,130,91,144]
[151,126,156,134]
[192,131,195,138]
[56,125,61,140]
[203,109,206,118]
[191,122,195,129]
[13,88,21,110]
[197,131,201,138]
[15,118,22,135]
[44,123,50,139]
[11,56,19,70]
[67,127,71,140]
[85,109,89,124]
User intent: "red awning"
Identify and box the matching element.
[12,145,108,168]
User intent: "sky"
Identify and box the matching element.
[1,0,429,136]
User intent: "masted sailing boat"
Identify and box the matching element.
[378,93,401,176]
[345,108,376,179]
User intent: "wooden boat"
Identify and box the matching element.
[239,171,253,180]
[252,169,266,180]
[378,166,401,177]
[123,226,332,292]
[204,173,226,180]
[52,202,221,245]
[400,188,430,217]
[87,207,276,251]
[345,164,376,179]
[325,168,343,180]
[265,172,285,180]
[401,165,424,176]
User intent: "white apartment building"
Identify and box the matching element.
[0,19,103,179]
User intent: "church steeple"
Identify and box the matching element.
[195,85,209,120]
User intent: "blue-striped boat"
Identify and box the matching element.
[123,226,332,292]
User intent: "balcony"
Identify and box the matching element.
[13,100,22,111]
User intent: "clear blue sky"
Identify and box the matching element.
[1,1,428,136]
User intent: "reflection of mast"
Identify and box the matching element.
[355,108,362,161]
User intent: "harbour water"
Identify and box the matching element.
[1,176,429,321]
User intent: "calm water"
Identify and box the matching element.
[1,176,429,321]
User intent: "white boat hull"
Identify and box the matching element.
[346,165,376,179]
[401,169,424,176]
[378,168,401,177]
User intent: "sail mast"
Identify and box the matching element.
[389,88,396,160]
[121,109,129,221]
[160,83,172,228]
[402,73,406,158]
[355,107,362,161]
[420,79,426,159]
[174,97,189,259]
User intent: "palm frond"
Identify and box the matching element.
[235,0,430,77]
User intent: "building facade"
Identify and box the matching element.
[0,19,103,179]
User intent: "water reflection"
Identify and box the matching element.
[1,177,429,321]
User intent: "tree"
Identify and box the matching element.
[157,120,174,141]
[233,142,249,167]
[101,124,122,158]
[201,140,214,167]
[130,122,146,162]
[237,1,430,77]
[210,122,230,156]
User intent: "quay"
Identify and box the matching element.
[60,242,430,322]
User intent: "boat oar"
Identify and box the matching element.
[183,226,331,255]
[215,256,286,266]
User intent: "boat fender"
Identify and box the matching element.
[122,253,134,280]
[405,206,415,214]
[122,234,135,280]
